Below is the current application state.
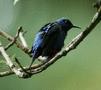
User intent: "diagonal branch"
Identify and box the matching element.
[0,42,28,78]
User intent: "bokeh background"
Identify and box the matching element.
[0,0,101,90]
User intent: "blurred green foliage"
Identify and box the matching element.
[0,0,101,90]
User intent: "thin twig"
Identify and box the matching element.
[19,28,28,48]
[15,57,32,77]
[93,0,101,10]
[5,27,22,50]
[0,27,31,56]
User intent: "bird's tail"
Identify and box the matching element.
[29,58,35,72]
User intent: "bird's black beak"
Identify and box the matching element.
[73,25,81,29]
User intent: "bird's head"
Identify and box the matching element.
[56,18,81,32]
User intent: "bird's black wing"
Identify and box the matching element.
[40,22,61,48]
[31,22,61,58]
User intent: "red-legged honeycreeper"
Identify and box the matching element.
[29,18,81,69]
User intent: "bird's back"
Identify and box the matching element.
[40,23,67,58]
[31,22,67,59]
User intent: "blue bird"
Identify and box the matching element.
[29,18,80,68]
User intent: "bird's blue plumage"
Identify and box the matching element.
[31,18,74,59]
[31,32,43,58]
[29,18,80,67]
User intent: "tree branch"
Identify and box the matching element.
[0,42,28,78]
[0,27,31,55]
[0,63,43,77]
[19,28,28,48]
[5,27,22,50]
